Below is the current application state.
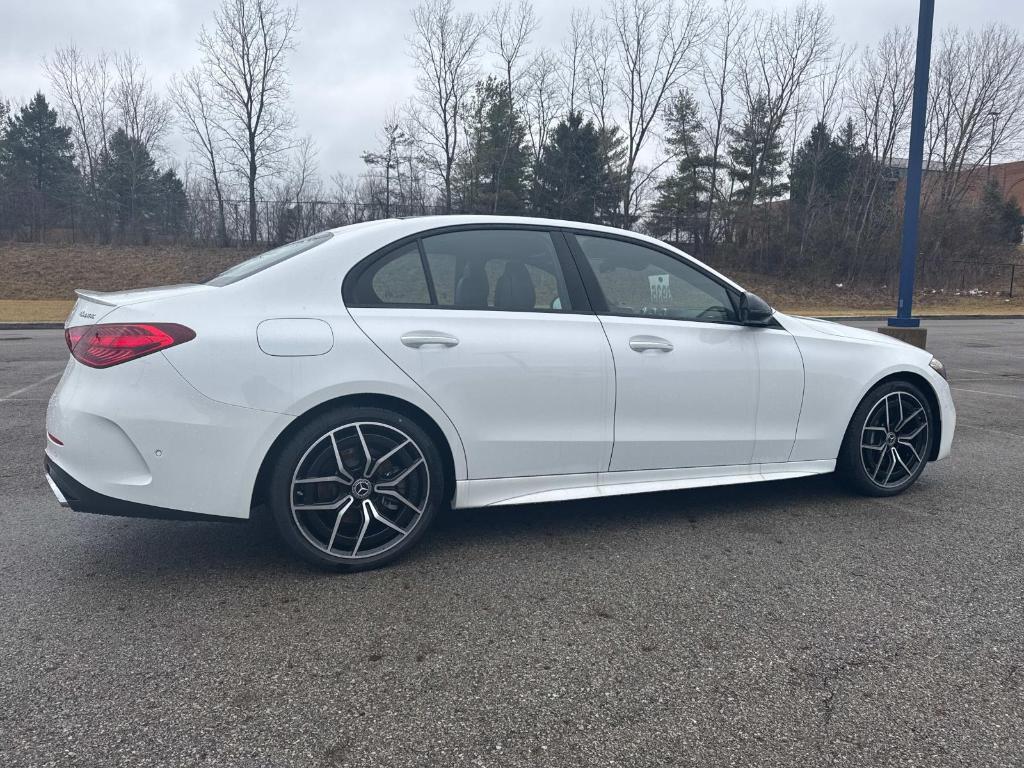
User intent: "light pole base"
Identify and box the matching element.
[886,316,921,328]
[878,324,928,349]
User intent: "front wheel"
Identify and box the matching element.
[838,381,935,496]
[268,406,444,571]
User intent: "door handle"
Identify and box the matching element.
[401,331,460,348]
[629,335,673,353]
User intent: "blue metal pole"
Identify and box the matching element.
[889,0,935,329]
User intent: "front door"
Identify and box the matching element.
[568,232,759,472]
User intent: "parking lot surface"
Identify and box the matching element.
[1,319,1022,767]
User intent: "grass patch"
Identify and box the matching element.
[0,299,75,323]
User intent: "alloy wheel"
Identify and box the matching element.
[290,421,430,559]
[859,390,929,490]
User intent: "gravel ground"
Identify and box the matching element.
[1,320,1021,767]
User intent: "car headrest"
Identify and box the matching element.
[455,261,489,307]
[494,260,535,310]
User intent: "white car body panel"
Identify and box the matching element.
[457,459,836,508]
[45,215,956,522]
[347,308,614,479]
[597,316,758,470]
[776,314,955,463]
[750,327,805,463]
[46,349,291,519]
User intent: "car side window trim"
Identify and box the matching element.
[343,224,596,315]
[561,230,745,326]
[414,237,439,306]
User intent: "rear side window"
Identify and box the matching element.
[424,229,571,311]
[207,232,333,286]
[348,229,574,312]
[348,244,432,306]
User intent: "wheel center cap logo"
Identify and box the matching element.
[887,432,897,445]
[352,478,372,499]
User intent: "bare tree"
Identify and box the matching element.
[583,17,617,133]
[113,51,172,154]
[852,27,914,169]
[362,109,412,217]
[170,67,230,245]
[199,0,298,244]
[45,46,113,190]
[843,26,914,269]
[488,0,538,102]
[734,0,834,234]
[559,8,591,118]
[486,0,538,212]
[408,0,484,213]
[925,24,1024,211]
[274,134,322,239]
[523,49,562,167]
[698,0,748,244]
[610,0,711,227]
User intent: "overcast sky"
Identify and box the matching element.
[1,0,1022,180]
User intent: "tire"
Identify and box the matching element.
[268,405,444,571]
[838,380,935,497]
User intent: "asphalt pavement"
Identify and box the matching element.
[1,320,1022,767]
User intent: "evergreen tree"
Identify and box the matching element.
[789,119,860,208]
[594,126,627,227]
[980,178,1024,244]
[154,169,189,241]
[531,111,617,223]
[96,128,186,243]
[648,91,712,246]
[726,95,788,206]
[456,77,530,214]
[0,92,78,239]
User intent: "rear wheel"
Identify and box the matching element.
[268,406,444,571]
[838,380,934,497]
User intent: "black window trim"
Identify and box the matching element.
[342,223,594,315]
[561,228,749,327]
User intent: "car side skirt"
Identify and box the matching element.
[454,460,836,508]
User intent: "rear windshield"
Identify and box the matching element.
[207,232,333,286]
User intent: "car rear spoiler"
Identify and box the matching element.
[74,289,119,307]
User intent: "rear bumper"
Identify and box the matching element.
[45,352,292,520]
[45,456,240,522]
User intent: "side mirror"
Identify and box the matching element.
[739,291,774,326]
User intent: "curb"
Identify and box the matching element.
[0,322,65,330]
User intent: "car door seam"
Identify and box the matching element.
[593,314,619,473]
[785,333,809,463]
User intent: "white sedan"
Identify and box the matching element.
[45,216,955,570]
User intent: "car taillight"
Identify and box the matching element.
[65,323,196,368]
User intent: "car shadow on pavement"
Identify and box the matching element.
[53,472,887,580]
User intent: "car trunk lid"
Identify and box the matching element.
[67,285,213,328]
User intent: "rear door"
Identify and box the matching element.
[345,227,614,481]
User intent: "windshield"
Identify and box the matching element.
[206,232,333,286]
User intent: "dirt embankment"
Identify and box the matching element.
[0,242,259,300]
[1,241,1021,320]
